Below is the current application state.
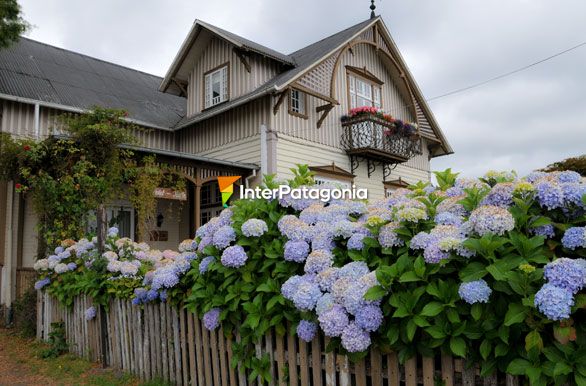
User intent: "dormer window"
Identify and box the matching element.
[288,88,307,118]
[204,63,229,109]
[347,67,383,109]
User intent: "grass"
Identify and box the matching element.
[0,328,172,386]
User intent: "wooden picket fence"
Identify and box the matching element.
[37,292,520,386]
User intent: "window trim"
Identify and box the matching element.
[202,62,230,111]
[309,164,355,184]
[288,88,308,119]
[346,67,383,110]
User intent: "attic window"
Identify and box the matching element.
[288,88,307,118]
[204,63,229,109]
[347,69,382,109]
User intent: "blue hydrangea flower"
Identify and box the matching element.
[458,279,492,304]
[534,283,574,321]
[525,171,546,183]
[343,281,378,315]
[544,258,586,294]
[297,320,317,342]
[220,245,248,268]
[199,256,215,274]
[278,215,311,241]
[85,306,96,321]
[151,267,180,290]
[316,293,335,316]
[536,181,564,210]
[445,186,465,197]
[108,227,119,237]
[423,244,450,264]
[212,225,236,249]
[410,231,431,250]
[66,262,77,271]
[318,305,349,337]
[557,171,581,183]
[281,275,306,300]
[530,224,555,239]
[304,250,333,274]
[341,322,371,353]
[241,219,268,237]
[132,288,147,304]
[378,222,403,248]
[146,289,159,302]
[562,227,586,250]
[347,233,366,250]
[338,262,370,280]
[284,240,310,263]
[316,268,340,292]
[354,305,383,332]
[561,183,585,206]
[203,308,221,330]
[292,281,322,311]
[481,183,514,207]
[311,231,335,251]
[434,212,463,226]
[332,220,356,239]
[34,277,50,290]
[468,205,515,236]
[159,290,168,302]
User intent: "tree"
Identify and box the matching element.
[0,0,29,49]
[542,154,586,176]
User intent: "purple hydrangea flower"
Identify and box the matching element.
[530,224,555,239]
[315,293,335,316]
[318,305,349,337]
[297,320,318,342]
[544,258,586,294]
[341,322,371,353]
[278,215,311,241]
[132,288,147,304]
[445,187,465,197]
[84,306,97,321]
[458,279,492,304]
[338,262,370,280]
[316,268,340,292]
[311,231,335,251]
[212,225,236,249]
[534,283,574,321]
[354,305,383,332]
[332,220,357,239]
[107,227,119,237]
[378,222,403,248]
[562,227,586,250]
[557,171,581,183]
[284,240,310,263]
[468,205,515,236]
[343,282,372,315]
[292,280,322,311]
[423,244,450,264]
[410,231,431,250]
[159,290,167,302]
[66,262,77,271]
[281,275,305,300]
[220,245,248,268]
[481,183,514,207]
[347,233,366,250]
[434,212,463,226]
[151,267,180,290]
[561,183,585,206]
[536,181,564,210]
[304,250,334,274]
[241,219,268,237]
[199,256,215,274]
[203,308,221,330]
[146,289,159,302]
[34,277,51,290]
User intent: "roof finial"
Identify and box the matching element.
[370,0,376,19]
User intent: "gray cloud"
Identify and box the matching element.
[18,0,586,177]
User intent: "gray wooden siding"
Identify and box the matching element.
[0,99,176,151]
[274,41,414,149]
[178,97,269,154]
[186,37,281,117]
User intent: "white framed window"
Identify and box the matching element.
[204,63,229,109]
[288,88,307,118]
[87,204,135,240]
[348,73,382,109]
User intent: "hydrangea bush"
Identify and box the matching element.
[35,167,586,386]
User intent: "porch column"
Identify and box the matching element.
[194,182,201,232]
[1,181,19,315]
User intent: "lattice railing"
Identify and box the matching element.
[341,115,422,163]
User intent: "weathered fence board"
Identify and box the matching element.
[37,293,521,385]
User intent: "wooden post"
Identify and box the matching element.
[194,183,201,231]
[96,204,109,367]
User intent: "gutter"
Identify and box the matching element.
[0,93,176,132]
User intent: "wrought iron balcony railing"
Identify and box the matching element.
[341,115,422,164]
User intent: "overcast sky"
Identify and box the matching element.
[18,0,586,177]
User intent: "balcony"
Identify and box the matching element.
[341,114,422,165]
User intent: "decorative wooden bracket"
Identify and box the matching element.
[233,48,251,73]
[171,78,188,97]
[273,89,288,115]
[316,103,334,129]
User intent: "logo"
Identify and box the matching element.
[217,176,241,207]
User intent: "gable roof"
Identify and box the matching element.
[172,17,453,156]
[160,19,295,95]
[0,37,186,130]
